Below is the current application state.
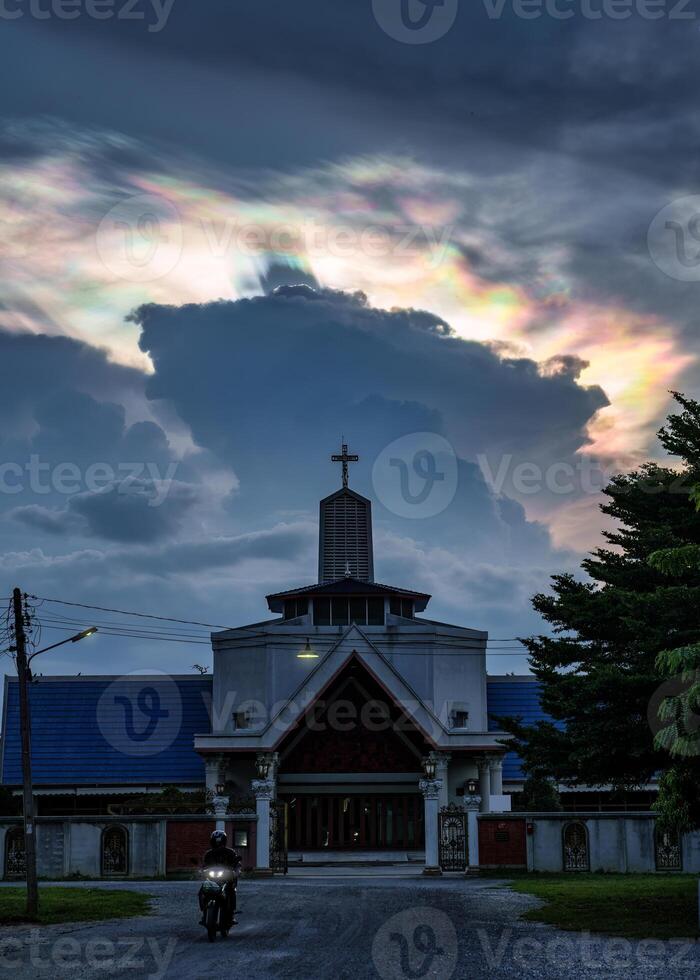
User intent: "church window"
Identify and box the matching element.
[349,598,367,625]
[101,825,128,876]
[451,710,469,729]
[367,598,384,625]
[390,597,414,618]
[283,598,308,619]
[313,596,385,625]
[313,598,331,625]
[331,598,349,625]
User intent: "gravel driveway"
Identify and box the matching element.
[0,874,697,979]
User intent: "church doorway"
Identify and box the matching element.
[282,793,424,851]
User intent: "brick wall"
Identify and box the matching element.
[166,820,213,872]
[478,817,527,868]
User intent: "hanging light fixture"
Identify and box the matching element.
[297,637,319,660]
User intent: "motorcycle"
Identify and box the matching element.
[199,866,238,941]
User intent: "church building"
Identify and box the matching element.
[1,447,549,873]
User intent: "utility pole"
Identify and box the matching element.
[12,587,38,919]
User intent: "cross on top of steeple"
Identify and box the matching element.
[331,442,359,489]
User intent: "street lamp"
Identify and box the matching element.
[10,586,98,921]
[27,626,98,665]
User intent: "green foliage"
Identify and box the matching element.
[510,874,698,940]
[517,773,561,811]
[653,765,700,833]
[0,887,151,925]
[500,393,700,791]
[109,786,212,815]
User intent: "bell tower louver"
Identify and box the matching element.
[318,443,374,583]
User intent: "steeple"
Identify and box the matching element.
[318,443,374,583]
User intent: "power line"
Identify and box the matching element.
[32,596,236,631]
[34,620,529,653]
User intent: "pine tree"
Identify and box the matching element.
[500,393,700,793]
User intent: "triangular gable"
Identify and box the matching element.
[253,624,447,750]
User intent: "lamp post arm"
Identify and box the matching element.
[27,628,98,665]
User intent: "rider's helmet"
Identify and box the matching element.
[210,830,227,848]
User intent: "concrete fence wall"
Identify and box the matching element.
[478,812,700,873]
[0,814,257,879]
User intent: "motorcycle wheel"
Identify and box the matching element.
[206,903,218,942]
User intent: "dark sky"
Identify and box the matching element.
[0,3,697,674]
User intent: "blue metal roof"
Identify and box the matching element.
[1,675,213,787]
[1,673,551,788]
[487,678,552,781]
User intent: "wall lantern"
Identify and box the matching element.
[423,757,436,780]
[297,638,319,660]
[215,782,226,797]
[465,778,478,795]
[256,758,270,779]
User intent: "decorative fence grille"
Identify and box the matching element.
[438,804,467,872]
[5,828,26,879]
[562,821,589,871]
[270,801,288,874]
[655,827,682,871]
[102,826,129,876]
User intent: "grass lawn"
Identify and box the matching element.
[0,887,152,925]
[508,874,699,940]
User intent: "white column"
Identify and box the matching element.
[463,790,481,872]
[429,751,451,808]
[252,778,274,874]
[478,759,491,813]
[489,757,504,796]
[212,793,228,833]
[204,755,224,795]
[419,777,442,876]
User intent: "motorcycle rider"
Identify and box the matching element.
[199,830,242,926]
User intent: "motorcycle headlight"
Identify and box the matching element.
[208,870,215,877]
[217,870,224,878]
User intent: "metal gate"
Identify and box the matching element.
[270,801,288,874]
[438,804,467,871]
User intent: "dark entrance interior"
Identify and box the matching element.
[282,793,424,850]
[277,656,428,850]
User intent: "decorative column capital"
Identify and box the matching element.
[477,757,491,775]
[212,794,228,819]
[463,793,482,812]
[488,756,504,771]
[419,777,442,800]
[251,778,275,801]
